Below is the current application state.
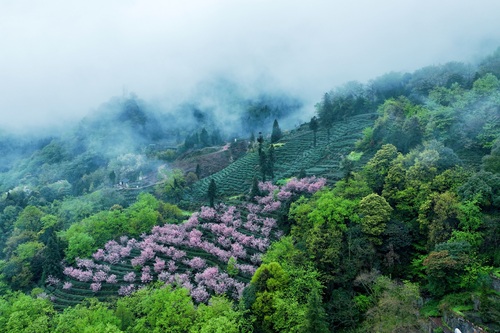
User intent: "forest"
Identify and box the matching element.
[0,48,499,332]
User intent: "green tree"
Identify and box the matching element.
[41,228,63,282]
[227,257,239,277]
[207,179,217,208]
[248,260,324,333]
[257,132,264,155]
[458,171,500,207]
[381,154,406,206]
[54,299,121,333]
[457,199,483,233]
[371,98,426,153]
[473,73,500,94]
[3,293,55,333]
[289,191,357,278]
[254,237,324,332]
[14,205,44,234]
[252,262,289,294]
[269,294,307,333]
[417,191,460,248]
[159,170,186,203]
[109,170,116,184]
[358,193,393,245]
[317,92,334,141]
[190,296,249,333]
[250,262,288,332]
[380,221,413,276]
[309,116,318,147]
[363,144,399,193]
[1,205,59,289]
[64,232,95,263]
[423,241,472,297]
[304,288,329,333]
[362,276,424,332]
[157,201,184,225]
[332,173,372,200]
[270,119,282,143]
[195,164,201,179]
[482,139,500,173]
[39,139,67,164]
[130,286,195,333]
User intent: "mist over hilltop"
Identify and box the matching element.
[2,0,500,132]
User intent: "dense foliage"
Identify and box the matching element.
[1,48,500,332]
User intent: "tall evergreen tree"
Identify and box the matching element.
[318,93,334,142]
[109,170,116,184]
[195,164,201,180]
[257,132,264,155]
[271,119,282,143]
[41,228,63,281]
[207,179,217,208]
[310,116,319,147]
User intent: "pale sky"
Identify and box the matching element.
[1,0,500,131]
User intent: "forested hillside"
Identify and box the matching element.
[0,49,499,332]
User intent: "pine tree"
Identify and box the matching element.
[318,93,334,141]
[257,132,264,155]
[195,164,201,179]
[310,116,319,147]
[271,119,282,143]
[41,228,63,281]
[207,179,217,208]
[109,170,116,184]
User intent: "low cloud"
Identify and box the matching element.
[1,0,500,132]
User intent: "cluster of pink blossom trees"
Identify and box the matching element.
[56,177,325,302]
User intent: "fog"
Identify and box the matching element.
[2,0,500,132]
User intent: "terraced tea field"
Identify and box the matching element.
[190,113,376,200]
[45,178,326,309]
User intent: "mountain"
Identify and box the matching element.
[0,49,499,332]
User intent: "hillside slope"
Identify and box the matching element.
[46,177,326,309]
[189,113,376,201]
